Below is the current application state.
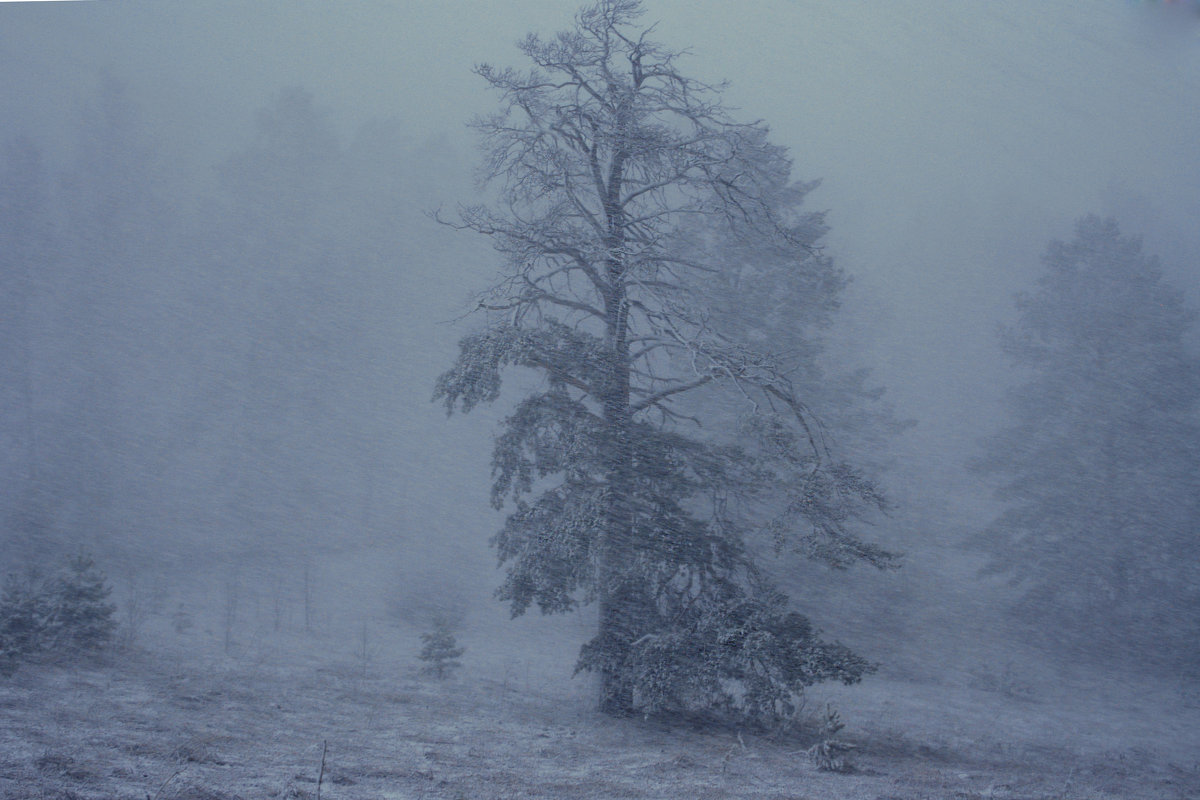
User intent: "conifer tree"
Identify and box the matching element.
[52,555,117,654]
[0,555,116,673]
[974,215,1200,664]
[418,617,465,680]
[436,0,895,720]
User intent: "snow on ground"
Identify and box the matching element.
[1,612,1197,800]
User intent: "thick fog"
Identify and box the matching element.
[1,3,1198,791]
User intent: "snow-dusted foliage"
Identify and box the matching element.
[435,0,894,721]
[0,555,116,673]
[418,616,466,679]
[974,216,1200,665]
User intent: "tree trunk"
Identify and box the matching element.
[597,218,636,714]
[597,336,637,714]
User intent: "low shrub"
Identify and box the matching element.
[0,555,116,674]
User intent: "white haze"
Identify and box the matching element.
[2,0,1197,475]
[0,2,1198,795]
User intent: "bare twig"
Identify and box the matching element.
[316,739,327,800]
[150,768,184,800]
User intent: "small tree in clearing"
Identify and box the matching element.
[0,571,54,674]
[0,555,116,673]
[52,555,117,654]
[419,617,465,680]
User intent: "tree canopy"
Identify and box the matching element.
[974,215,1200,666]
[436,0,896,721]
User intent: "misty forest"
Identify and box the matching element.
[1,2,1198,799]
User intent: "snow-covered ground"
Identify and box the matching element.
[2,611,1196,800]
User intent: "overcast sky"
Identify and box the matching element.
[2,0,1197,506]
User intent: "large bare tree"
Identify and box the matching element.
[437,0,894,720]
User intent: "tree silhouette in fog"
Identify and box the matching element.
[974,215,1200,667]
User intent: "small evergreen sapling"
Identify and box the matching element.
[52,555,117,654]
[0,555,116,673]
[418,617,464,679]
[0,572,53,673]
